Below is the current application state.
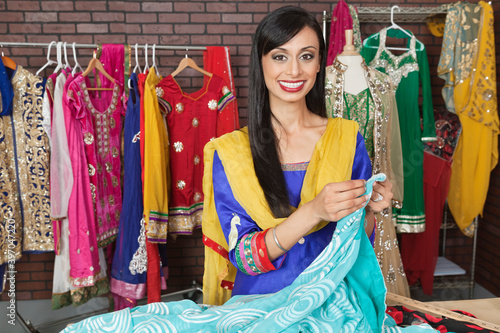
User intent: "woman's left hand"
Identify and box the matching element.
[367,179,393,213]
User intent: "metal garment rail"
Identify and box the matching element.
[0,42,206,51]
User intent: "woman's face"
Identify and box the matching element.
[261,26,321,108]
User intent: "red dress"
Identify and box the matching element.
[156,74,235,234]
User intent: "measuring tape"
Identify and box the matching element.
[386,292,500,332]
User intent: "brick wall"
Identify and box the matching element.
[0,0,498,302]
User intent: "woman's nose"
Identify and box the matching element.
[285,58,301,76]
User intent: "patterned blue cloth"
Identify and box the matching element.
[0,59,14,116]
[62,174,436,333]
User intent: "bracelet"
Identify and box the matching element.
[272,227,288,252]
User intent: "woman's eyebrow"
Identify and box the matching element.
[274,45,318,52]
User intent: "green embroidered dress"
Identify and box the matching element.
[362,28,436,233]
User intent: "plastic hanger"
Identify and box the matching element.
[151,44,159,75]
[71,42,83,75]
[53,42,64,74]
[128,43,141,89]
[143,44,149,73]
[133,43,142,74]
[171,47,212,78]
[363,5,423,52]
[82,51,115,91]
[36,41,58,76]
[62,42,71,70]
[1,44,16,70]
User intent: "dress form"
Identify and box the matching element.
[336,30,368,95]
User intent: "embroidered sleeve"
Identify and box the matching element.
[212,151,286,274]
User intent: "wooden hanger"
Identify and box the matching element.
[171,51,212,78]
[2,56,16,70]
[82,51,115,91]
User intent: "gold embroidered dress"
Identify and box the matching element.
[0,66,53,267]
[325,59,410,297]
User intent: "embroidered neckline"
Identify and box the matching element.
[281,161,309,171]
[79,79,120,115]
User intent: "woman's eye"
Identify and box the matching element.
[272,54,286,61]
[301,53,314,60]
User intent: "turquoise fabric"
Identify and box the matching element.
[62,174,436,333]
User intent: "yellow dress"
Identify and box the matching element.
[142,68,170,242]
[447,1,498,236]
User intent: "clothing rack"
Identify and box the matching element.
[0,42,206,51]
[322,6,447,41]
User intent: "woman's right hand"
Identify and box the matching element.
[310,179,368,223]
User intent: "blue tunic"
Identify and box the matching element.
[110,73,147,298]
[213,132,372,295]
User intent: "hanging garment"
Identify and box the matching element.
[155,74,235,235]
[326,0,362,66]
[325,59,409,298]
[0,59,14,116]
[437,2,482,113]
[110,73,147,303]
[61,174,436,333]
[141,68,168,303]
[362,28,436,233]
[53,72,108,306]
[67,74,124,247]
[203,46,240,135]
[0,66,52,267]
[444,1,498,236]
[401,109,460,295]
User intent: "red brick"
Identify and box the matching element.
[110,23,141,34]
[7,1,39,11]
[92,12,125,22]
[191,13,220,23]
[75,1,107,11]
[15,292,32,300]
[41,1,74,11]
[43,23,76,34]
[207,24,236,35]
[223,35,253,46]
[127,35,159,45]
[77,24,109,34]
[174,24,205,34]
[181,245,204,257]
[44,261,54,271]
[182,266,204,276]
[16,262,44,272]
[126,13,158,23]
[206,3,237,13]
[170,257,196,266]
[238,46,252,56]
[31,271,53,281]
[174,2,205,12]
[1,12,24,22]
[142,2,173,12]
[58,12,91,22]
[191,35,221,46]
[158,13,190,23]
[142,24,173,35]
[238,3,268,12]
[222,13,252,24]
[9,23,41,34]
[300,3,331,14]
[95,34,126,44]
[56,34,94,44]
[0,1,5,10]
[238,24,258,34]
[32,290,52,299]
[109,1,141,12]
[17,281,45,291]
[28,252,55,262]
[25,12,58,22]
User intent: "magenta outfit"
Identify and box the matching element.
[68,74,125,247]
[63,73,102,286]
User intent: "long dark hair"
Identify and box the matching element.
[248,6,326,218]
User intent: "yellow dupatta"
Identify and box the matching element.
[448,1,498,236]
[202,118,359,305]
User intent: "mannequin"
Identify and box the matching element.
[325,31,410,298]
[336,30,368,95]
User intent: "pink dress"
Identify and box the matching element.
[68,74,125,247]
